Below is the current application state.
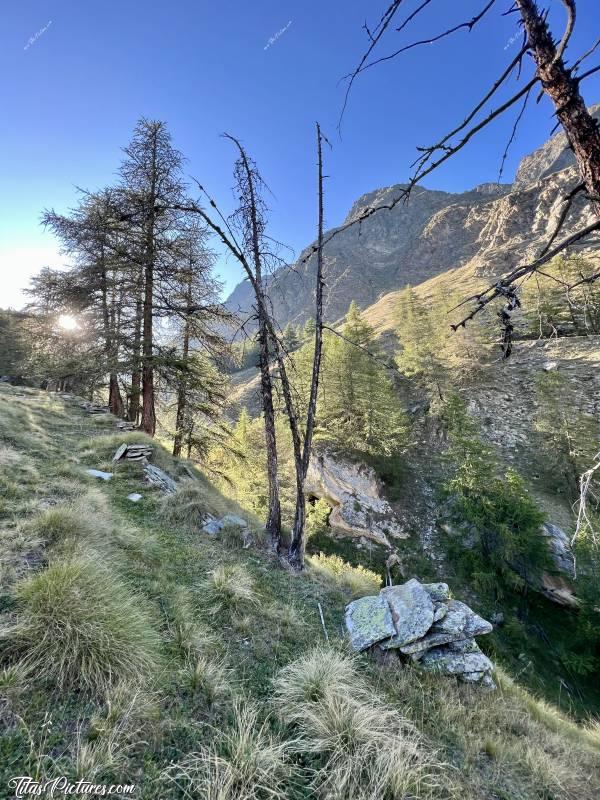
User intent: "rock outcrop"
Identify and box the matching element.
[345,579,495,688]
[305,451,406,546]
[225,108,599,334]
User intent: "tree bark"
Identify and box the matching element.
[140,134,158,436]
[517,0,600,217]
[288,124,327,570]
[128,274,143,423]
[173,263,193,458]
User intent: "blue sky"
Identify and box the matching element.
[1,0,599,308]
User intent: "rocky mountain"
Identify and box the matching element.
[225,106,599,330]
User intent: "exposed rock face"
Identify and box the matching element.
[345,579,495,688]
[514,104,600,188]
[225,109,599,333]
[305,451,406,546]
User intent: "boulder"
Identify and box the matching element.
[423,582,450,602]
[345,595,395,652]
[201,514,251,546]
[433,599,493,638]
[379,579,434,650]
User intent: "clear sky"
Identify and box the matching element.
[1,0,599,308]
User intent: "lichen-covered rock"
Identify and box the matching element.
[423,582,450,602]
[379,579,434,650]
[345,595,395,652]
[433,599,493,638]
[419,640,493,678]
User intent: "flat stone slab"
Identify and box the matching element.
[379,579,434,650]
[429,600,492,640]
[127,493,143,502]
[85,469,113,481]
[113,443,128,462]
[345,595,395,652]
[419,640,493,676]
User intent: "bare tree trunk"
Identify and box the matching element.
[288,124,327,570]
[140,136,158,436]
[517,0,600,217]
[241,154,282,551]
[173,267,193,458]
[129,280,143,423]
[99,245,124,417]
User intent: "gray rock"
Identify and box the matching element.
[542,522,575,577]
[113,443,128,462]
[433,600,492,638]
[433,603,447,622]
[543,361,559,372]
[202,518,222,536]
[220,514,247,529]
[419,641,493,677]
[379,579,435,650]
[127,493,142,502]
[143,464,177,494]
[345,595,395,652]
[423,582,450,602]
[85,469,113,481]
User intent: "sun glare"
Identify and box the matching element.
[58,314,79,331]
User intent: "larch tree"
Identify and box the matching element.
[119,118,187,435]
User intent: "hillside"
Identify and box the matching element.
[1,385,600,799]
[225,106,600,333]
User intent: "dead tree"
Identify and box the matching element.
[327,0,600,343]
[288,123,328,569]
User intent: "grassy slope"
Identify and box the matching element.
[1,385,599,799]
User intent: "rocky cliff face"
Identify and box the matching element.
[225,108,599,330]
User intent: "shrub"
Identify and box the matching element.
[307,552,381,598]
[9,558,161,696]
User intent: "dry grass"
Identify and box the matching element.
[198,564,260,618]
[162,700,292,800]
[307,552,382,598]
[273,647,452,800]
[7,558,162,697]
[371,659,600,800]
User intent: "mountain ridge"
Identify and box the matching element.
[224,105,600,332]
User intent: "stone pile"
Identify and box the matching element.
[113,443,153,463]
[79,400,111,415]
[116,420,136,432]
[345,578,495,688]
